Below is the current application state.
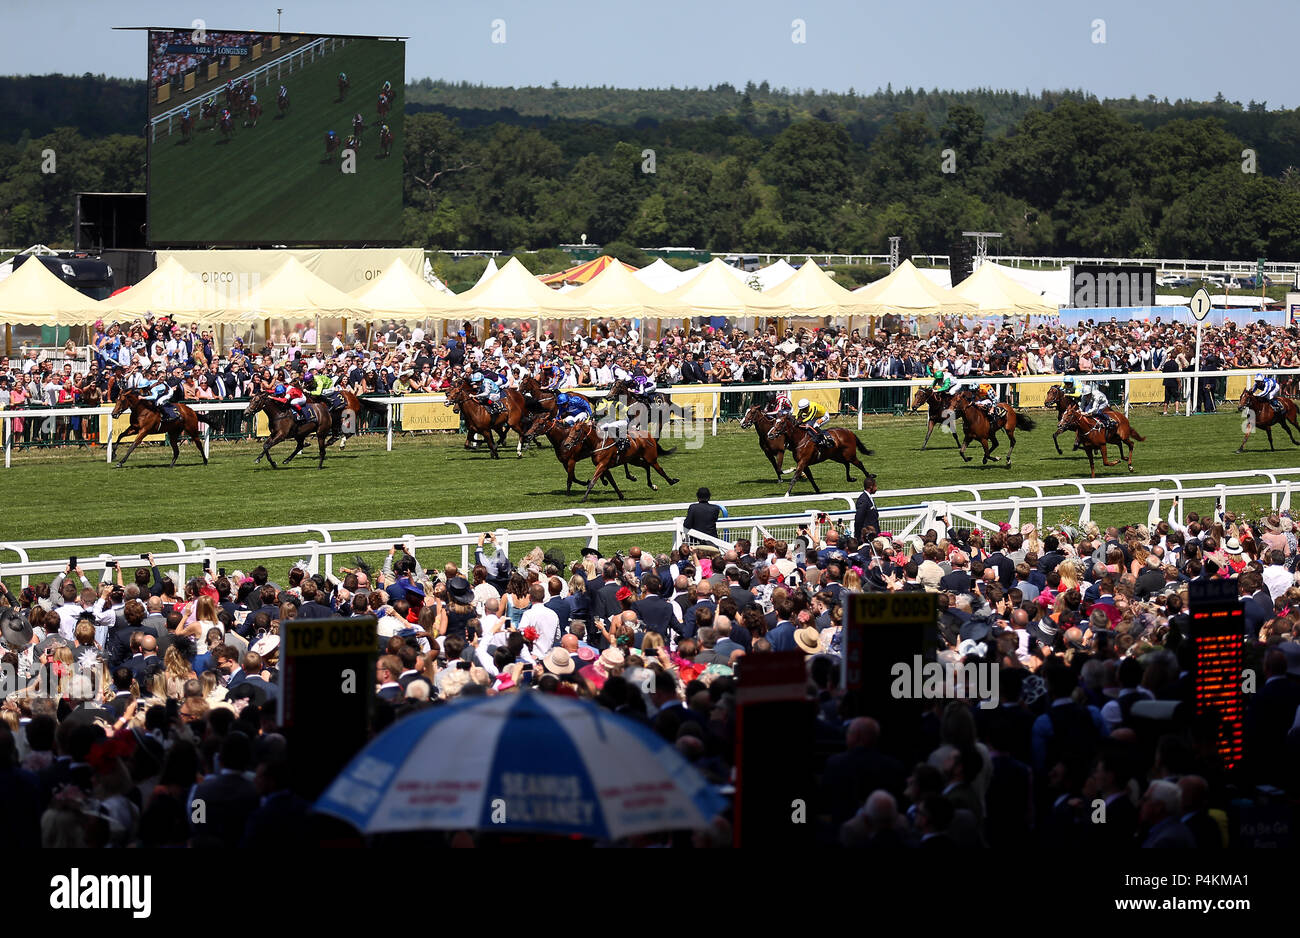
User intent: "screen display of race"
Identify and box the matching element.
[146,29,404,245]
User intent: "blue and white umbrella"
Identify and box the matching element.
[315,693,728,840]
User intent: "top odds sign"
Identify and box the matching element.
[841,592,938,692]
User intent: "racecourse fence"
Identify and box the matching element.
[3,368,1300,467]
[1,471,1298,588]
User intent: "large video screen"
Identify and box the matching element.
[146,29,404,245]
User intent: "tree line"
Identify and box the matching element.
[2,75,1299,259]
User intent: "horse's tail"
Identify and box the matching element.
[657,444,677,457]
[357,396,388,415]
[1014,410,1036,431]
[855,436,874,457]
[1126,424,1146,442]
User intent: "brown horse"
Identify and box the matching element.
[947,390,1036,467]
[1058,404,1145,476]
[740,404,792,481]
[517,374,562,421]
[911,386,957,450]
[521,415,629,493]
[767,415,873,496]
[608,377,693,422]
[1237,390,1300,452]
[1046,385,1134,456]
[445,378,532,458]
[564,422,679,502]
[110,389,213,468]
[312,388,386,449]
[244,392,332,469]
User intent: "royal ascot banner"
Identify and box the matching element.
[157,248,424,295]
[1016,383,1051,408]
[1127,376,1166,404]
[669,384,720,419]
[1224,375,1250,400]
[401,401,460,431]
[793,387,844,415]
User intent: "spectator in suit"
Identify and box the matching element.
[938,552,972,595]
[294,580,335,619]
[1245,646,1300,786]
[820,717,906,826]
[853,473,879,543]
[1138,779,1196,848]
[684,488,722,546]
[681,581,717,640]
[189,731,259,848]
[241,757,310,849]
[375,655,403,703]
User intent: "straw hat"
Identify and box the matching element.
[544,647,575,675]
[1224,538,1244,555]
[794,626,821,655]
[598,647,625,671]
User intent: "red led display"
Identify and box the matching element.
[1190,603,1245,772]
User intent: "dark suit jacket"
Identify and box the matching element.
[853,491,879,541]
[1134,568,1166,599]
[190,771,259,848]
[295,601,336,619]
[767,621,796,652]
[681,600,717,640]
[1037,551,1066,575]
[986,552,1015,589]
[939,570,972,595]
[820,746,906,825]
[633,595,677,640]
[683,502,722,541]
[1243,591,1274,633]
[590,580,623,625]
[241,790,311,848]
[727,584,757,614]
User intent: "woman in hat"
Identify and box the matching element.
[443,576,477,643]
[794,625,821,657]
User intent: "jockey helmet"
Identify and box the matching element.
[979,383,992,394]
[797,398,810,410]
[274,384,286,396]
[249,94,257,104]
[471,372,483,383]
[557,392,569,405]
[182,108,190,118]
[381,124,389,134]
[1256,372,1269,382]
[339,72,346,80]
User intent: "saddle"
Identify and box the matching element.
[487,399,505,417]
[162,404,180,423]
[613,436,631,456]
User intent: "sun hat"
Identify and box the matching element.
[794,626,821,655]
[0,608,33,648]
[1224,538,1244,555]
[598,647,625,671]
[446,576,475,605]
[543,647,575,675]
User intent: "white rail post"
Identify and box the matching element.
[1147,488,1161,528]
[712,392,719,436]
[1282,481,1292,513]
[858,386,864,430]
[3,416,9,469]
[386,403,394,452]
[1008,496,1020,531]
[1078,494,1092,528]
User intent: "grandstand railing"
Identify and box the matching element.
[4,368,1300,467]
[150,36,348,140]
[1,474,1297,588]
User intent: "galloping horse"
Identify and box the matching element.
[910,386,956,450]
[277,86,290,116]
[1058,404,1145,477]
[379,124,394,157]
[244,98,262,127]
[179,112,194,143]
[563,422,679,502]
[200,98,218,130]
[445,378,532,458]
[740,404,791,481]
[110,389,214,468]
[1043,385,1075,455]
[312,388,387,449]
[521,415,628,494]
[946,389,1036,467]
[516,374,562,421]
[352,112,365,142]
[218,112,235,141]
[323,131,340,160]
[1237,390,1300,452]
[337,73,350,102]
[767,415,873,496]
[243,392,332,469]
[608,378,693,422]
[377,90,392,122]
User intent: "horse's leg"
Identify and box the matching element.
[804,464,821,493]
[958,430,972,462]
[187,424,208,465]
[922,419,935,450]
[649,451,679,487]
[486,426,499,459]
[766,449,784,481]
[116,427,150,467]
[1052,426,1064,456]
[318,429,327,468]
[1100,442,1119,467]
[283,435,308,462]
[985,429,1001,462]
[1235,421,1252,454]
[1265,426,1276,451]
[582,458,610,502]
[1126,438,1136,472]
[784,460,805,497]
[167,430,181,467]
[1004,429,1015,468]
[979,437,994,465]
[1086,447,1097,478]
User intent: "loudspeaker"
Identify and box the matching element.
[949,238,974,285]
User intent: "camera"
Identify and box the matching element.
[68,556,77,569]
[393,543,404,551]
[140,553,149,560]
[106,560,118,569]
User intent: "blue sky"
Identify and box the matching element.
[4,0,1295,107]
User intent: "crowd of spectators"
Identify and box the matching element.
[3,484,1299,847]
[149,29,266,104]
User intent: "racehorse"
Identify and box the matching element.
[179,112,194,143]
[516,374,562,420]
[1043,385,1076,455]
[277,86,290,116]
[337,73,350,102]
[740,404,792,481]
[563,422,679,502]
[244,99,262,127]
[311,388,387,449]
[352,113,365,141]
[324,132,340,160]
[767,415,873,497]
[218,112,235,141]
[521,415,629,494]
[946,389,1036,467]
[110,389,214,468]
[445,378,532,458]
[200,98,218,131]
[1058,403,1145,477]
[379,124,394,157]
[608,377,693,422]
[910,386,956,450]
[1237,389,1300,452]
[243,392,332,469]
[377,90,391,122]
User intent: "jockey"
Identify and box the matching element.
[1253,372,1280,401]
[248,93,257,107]
[795,397,832,448]
[326,130,339,146]
[354,112,364,127]
[279,84,287,99]
[220,108,230,122]
[273,382,310,420]
[344,133,360,151]
[632,373,657,401]
[930,371,955,395]
[1076,382,1113,433]
[556,392,593,426]
[182,107,191,121]
[382,80,392,95]
[471,370,503,405]
[973,382,1000,417]
[543,361,566,390]
[143,377,174,415]
[339,72,348,84]
[380,122,391,139]
[764,390,793,417]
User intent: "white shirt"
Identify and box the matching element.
[519,603,559,658]
[1263,564,1292,602]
